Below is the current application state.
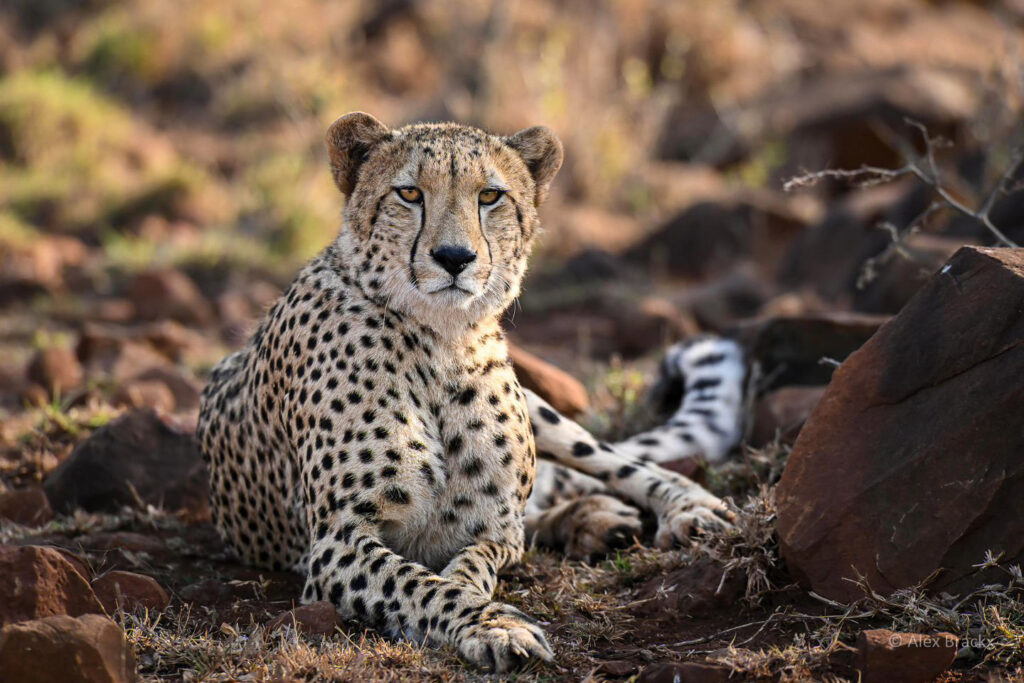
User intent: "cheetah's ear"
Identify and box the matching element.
[504,126,563,205]
[326,112,391,195]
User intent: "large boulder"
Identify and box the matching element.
[0,614,136,683]
[0,545,103,626]
[44,409,208,519]
[777,247,1024,601]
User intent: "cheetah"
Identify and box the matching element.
[197,113,744,672]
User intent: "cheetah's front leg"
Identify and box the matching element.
[303,515,552,672]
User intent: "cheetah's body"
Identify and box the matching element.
[198,114,744,671]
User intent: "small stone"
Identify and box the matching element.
[26,347,84,395]
[128,269,214,327]
[660,457,706,487]
[0,487,54,526]
[266,601,343,636]
[595,659,636,677]
[857,629,958,683]
[0,545,103,626]
[19,382,49,407]
[111,379,176,412]
[132,366,201,411]
[0,614,137,683]
[750,385,826,447]
[639,661,731,683]
[635,558,745,619]
[92,571,170,613]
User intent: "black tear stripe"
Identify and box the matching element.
[478,205,494,277]
[368,190,390,239]
[507,194,525,241]
[408,200,426,288]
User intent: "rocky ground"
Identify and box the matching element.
[2,0,1024,681]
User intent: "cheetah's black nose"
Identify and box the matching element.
[431,245,477,276]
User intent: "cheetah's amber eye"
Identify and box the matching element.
[479,188,504,206]
[396,187,422,203]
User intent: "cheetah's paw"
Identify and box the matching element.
[654,492,734,548]
[458,603,554,673]
[564,494,642,560]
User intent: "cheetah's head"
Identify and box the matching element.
[327,112,562,332]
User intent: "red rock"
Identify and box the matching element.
[265,601,343,636]
[594,659,636,677]
[626,194,808,281]
[635,558,744,619]
[609,296,700,357]
[132,366,201,411]
[0,614,136,683]
[128,269,214,327]
[76,327,174,385]
[0,487,54,526]
[43,409,208,518]
[779,181,920,299]
[857,629,958,683]
[137,320,205,362]
[0,235,89,303]
[19,382,50,407]
[0,545,103,626]
[26,347,84,395]
[77,322,205,378]
[639,661,731,683]
[111,379,176,412]
[750,385,826,447]
[854,233,975,315]
[673,264,771,333]
[92,571,169,613]
[737,311,889,391]
[509,344,590,417]
[94,298,136,324]
[51,549,93,583]
[660,457,707,487]
[777,247,1024,601]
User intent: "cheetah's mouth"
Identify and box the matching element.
[428,281,475,296]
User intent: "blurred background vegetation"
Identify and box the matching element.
[1,0,1023,405]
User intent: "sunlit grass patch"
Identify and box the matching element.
[0,70,220,235]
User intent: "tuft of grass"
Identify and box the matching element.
[0,70,216,235]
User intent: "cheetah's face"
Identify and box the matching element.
[326,114,562,331]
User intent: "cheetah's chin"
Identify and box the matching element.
[427,285,479,307]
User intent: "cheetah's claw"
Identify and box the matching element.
[458,603,554,673]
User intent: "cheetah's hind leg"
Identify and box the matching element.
[524,337,746,551]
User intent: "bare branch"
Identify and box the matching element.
[784,120,1020,248]
[782,164,913,192]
